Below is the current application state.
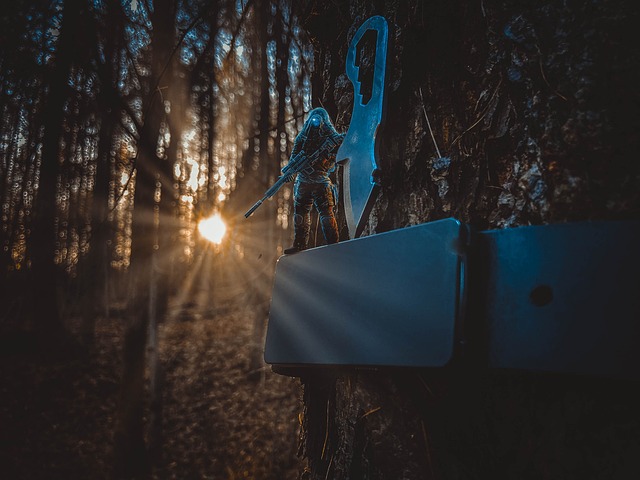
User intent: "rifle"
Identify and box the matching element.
[244,133,342,218]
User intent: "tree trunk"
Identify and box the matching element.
[299,1,640,479]
[114,0,176,476]
[80,0,127,343]
[247,0,275,382]
[28,0,83,339]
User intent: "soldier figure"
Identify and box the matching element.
[284,108,344,254]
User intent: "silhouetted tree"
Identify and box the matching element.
[28,0,86,340]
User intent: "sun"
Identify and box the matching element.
[198,213,227,244]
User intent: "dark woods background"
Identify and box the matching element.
[1,0,639,479]
[0,0,311,326]
[1,0,314,478]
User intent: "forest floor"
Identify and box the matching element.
[0,299,305,479]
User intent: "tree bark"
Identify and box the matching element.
[80,0,126,344]
[28,0,83,339]
[114,0,177,476]
[246,0,276,382]
[299,1,640,479]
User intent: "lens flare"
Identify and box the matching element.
[198,213,227,244]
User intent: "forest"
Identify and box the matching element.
[1,0,310,478]
[2,0,640,479]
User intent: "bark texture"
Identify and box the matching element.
[299,1,640,479]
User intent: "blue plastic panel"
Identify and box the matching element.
[264,218,466,367]
[482,220,640,379]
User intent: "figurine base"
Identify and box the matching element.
[265,219,466,368]
[265,218,640,380]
